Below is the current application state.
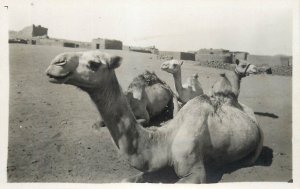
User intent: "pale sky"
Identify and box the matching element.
[7,0,293,55]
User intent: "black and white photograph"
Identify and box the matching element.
[0,0,299,187]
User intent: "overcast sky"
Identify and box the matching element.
[7,0,293,55]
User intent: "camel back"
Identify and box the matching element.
[128,70,177,97]
[128,70,164,87]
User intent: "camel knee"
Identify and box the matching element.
[92,120,106,131]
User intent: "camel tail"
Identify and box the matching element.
[244,126,264,166]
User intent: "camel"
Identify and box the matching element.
[161,60,204,103]
[124,70,179,125]
[46,51,263,183]
[210,58,260,123]
[94,70,179,128]
[211,57,258,99]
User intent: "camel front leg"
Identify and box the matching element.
[176,161,206,184]
[121,172,146,183]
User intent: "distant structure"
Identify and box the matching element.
[232,51,249,60]
[9,24,48,39]
[159,51,195,61]
[9,24,91,48]
[92,38,123,50]
[279,56,292,66]
[196,48,230,54]
[195,49,232,63]
[248,55,293,67]
[8,25,292,70]
[33,38,91,49]
[194,48,248,64]
[127,46,159,54]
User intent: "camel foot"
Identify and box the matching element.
[176,172,206,184]
[92,120,106,131]
[121,172,145,183]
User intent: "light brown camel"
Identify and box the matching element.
[125,70,179,125]
[161,60,204,103]
[211,57,258,99]
[46,51,263,183]
[210,58,260,123]
[95,70,179,128]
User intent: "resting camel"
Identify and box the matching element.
[125,70,179,125]
[46,51,263,183]
[161,60,204,103]
[95,70,179,127]
[211,58,258,99]
[210,58,260,123]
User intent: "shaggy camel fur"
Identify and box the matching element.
[46,51,263,183]
[161,60,203,103]
[95,70,179,127]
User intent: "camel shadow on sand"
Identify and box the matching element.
[254,112,279,119]
[138,146,273,183]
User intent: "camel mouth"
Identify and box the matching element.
[161,67,174,73]
[47,72,72,83]
[160,66,168,71]
[248,70,258,75]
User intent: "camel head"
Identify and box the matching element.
[233,58,257,78]
[46,51,122,89]
[160,60,183,74]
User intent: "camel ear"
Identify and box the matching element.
[108,56,122,69]
[235,59,240,65]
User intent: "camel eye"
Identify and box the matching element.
[241,64,247,68]
[88,61,101,71]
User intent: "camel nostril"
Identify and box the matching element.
[54,60,67,66]
[161,65,167,69]
[46,73,53,78]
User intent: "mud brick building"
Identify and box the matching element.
[92,38,123,50]
[159,51,195,61]
[9,24,48,39]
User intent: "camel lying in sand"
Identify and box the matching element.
[124,70,179,125]
[46,51,263,183]
[161,60,204,103]
[95,70,179,127]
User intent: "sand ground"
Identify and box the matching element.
[7,44,292,183]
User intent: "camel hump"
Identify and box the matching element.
[141,70,163,86]
[128,70,165,89]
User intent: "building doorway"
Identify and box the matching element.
[96,44,100,49]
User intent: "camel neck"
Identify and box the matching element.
[173,69,183,95]
[231,71,242,98]
[86,72,141,156]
